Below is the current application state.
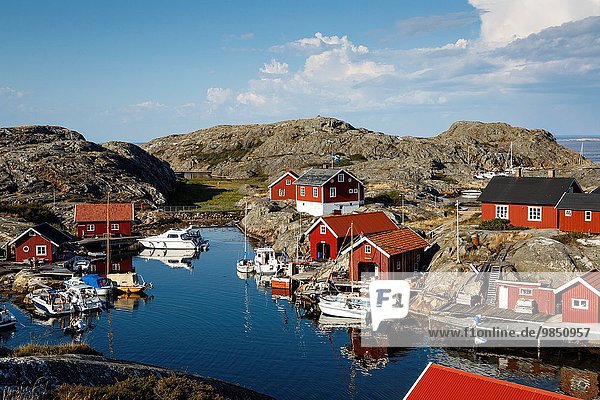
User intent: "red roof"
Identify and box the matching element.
[313,212,398,238]
[367,228,428,256]
[75,203,134,222]
[405,363,576,400]
[582,269,600,292]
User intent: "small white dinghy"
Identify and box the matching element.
[0,306,17,330]
[318,293,369,320]
[236,203,255,274]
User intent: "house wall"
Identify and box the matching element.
[296,185,321,203]
[14,235,55,263]
[481,203,559,229]
[322,171,364,203]
[93,256,134,275]
[562,283,600,323]
[308,223,339,260]
[350,241,390,281]
[496,283,556,314]
[559,210,600,234]
[76,221,132,238]
[269,173,297,201]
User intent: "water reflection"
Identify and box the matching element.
[138,249,200,271]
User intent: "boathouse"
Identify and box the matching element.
[75,203,134,238]
[479,175,582,229]
[404,363,577,400]
[556,193,600,234]
[293,167,364,217]
[304,211,398,260]
[7,223,73,263]
[495,280,556,315]
[555,270,600,324]
[342,228,429,280]
[268,169,299,201]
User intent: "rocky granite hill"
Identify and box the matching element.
[142,117,588,191]
[0,126,175,206]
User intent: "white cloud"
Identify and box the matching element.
[469,0,600,47]
[130,100,167,110]
[236,92,266,106]
[223,32,255,41]
[0,86,25,99]
[206,87,232,105]
[260,59,289,75]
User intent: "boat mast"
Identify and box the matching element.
[350,221,354,287]
[243,202,248,259]
[106,191,111,273]
[455,200,460,264]
[509,142,513,170]
[579,142,584,165]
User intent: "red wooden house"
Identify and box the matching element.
[7,223,73,263]
[404,363,576,400]
[343,228,429,281]
[268,169,299,201]
[479,176,582,229]
[496,280,556,314]
[555,270,600,323]
[75,203,134,238]
[304,211,398,260]
[556,193,600,234]
[293,167,364,216]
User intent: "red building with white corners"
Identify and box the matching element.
[268,169,298,201]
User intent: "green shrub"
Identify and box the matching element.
[349,154,367,161]
[478,218,526,231]
[10,343,101,357]
[554,231,587,245]
[431,174,458,184]
[370,190,403,205]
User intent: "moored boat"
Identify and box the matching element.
[236,203,255,273]
[107,272,149,293]
[0,306,17,330]
[66,284,102,312]
[318,293,369,320]
[253,247,280,275]
[138,225,209,251]
[81,274,115,296]
[28,289,75,317]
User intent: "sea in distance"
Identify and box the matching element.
[2,228,596,399]
[558,135,600,163]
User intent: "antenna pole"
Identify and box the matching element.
[106,192,111,273]
[456,200,460,264]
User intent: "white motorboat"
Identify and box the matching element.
[66,284,103,312]
[236,203,255,273]
[318,293,369,320]
[138,225,209,251]
[28,289,75,317]
[461,189,482,199]
[0,306,17,330]
[139,248,198,270]
[253,247,280,275]
[107,272,149,294]
[81,274,115,296]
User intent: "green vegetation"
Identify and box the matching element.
[554,231,587,245]
[54,376,228,400]
[0,202,56,224]
[189,142,263,167]
[349,153,367,161]
[478,218,527,231]
[431,174,458,184]
[369,190,404,205]
[168,177,267,210]
[10,343,101,357]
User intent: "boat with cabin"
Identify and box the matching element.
[318,293,370,320]
[107,272,149,293]
[28,289,75,317]
[66,284,103,312]
[236,203,255,273]
[138,225,209,251]
[0,306,17,330]
[81,274,115,296]
[253,247,281,275]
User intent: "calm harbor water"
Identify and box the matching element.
[1,228,593,399]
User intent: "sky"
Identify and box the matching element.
[0,0,599,142]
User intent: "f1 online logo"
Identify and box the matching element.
[369,280,410,331]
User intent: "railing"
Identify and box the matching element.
[156,205,200,213]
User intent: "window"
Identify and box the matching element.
[285,179,291,186]
[349,188,354,194]
[519,288,533,296]
[36,245,47,256]
[22,245,30,253]
[585,211,592,221]
[338,174,345,182]
[528,206,542,221]
[330,187,336,197]
[320,225,327,235]
[495,205,509,220]
[365,244,372,254]
[565,209,572,217]
[111,262,121,272]
[111,223,119,231]
[572,298,589,310]
[300,187,305,196]
[28,231,35,236]
[87,224,95,231]
[278,188,285,197]
[313,187,319,198]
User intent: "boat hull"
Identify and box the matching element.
[271,277,291,290]
[138,239,199,250]
[318,297,368,320]
[30,297,73,317]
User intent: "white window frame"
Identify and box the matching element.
[565,209,572,217]
[338,174,344,182]
[36,245,47,256]
[495,205,509,220]
[278,188,285,197]
[365,244,372,254]
[313,187,319,198]
[285,179,291,186]
[111,223,120,231]
[528,206,542,221]
[319,225,327,235]
[585,211,592,222]
[572,298,589,310]
[519,288,533,296]
[22,245,30,253]
[330,187,336,198]
[300,187,305,197]
[87,224,95,232]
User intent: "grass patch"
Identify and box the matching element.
[554,231,587,245]
[431,174,458,184]
[54,376,228,400]
[189,141,263,167]
[368,190,404,206]
[0,202,56,224]
[479,218,527,231]
[167,177,267,210]
[10,343,101,357]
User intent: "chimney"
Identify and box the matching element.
[515,167,522,178]
[548,169,556,178]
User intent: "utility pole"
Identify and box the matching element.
[401,194,405,225]
[456,200,460,264]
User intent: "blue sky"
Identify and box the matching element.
[1,0,599,142]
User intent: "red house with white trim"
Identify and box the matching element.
[294,167,364,217]
[268,169,298,201]
[75,203,134,238]
[404,363,576,400]
[7,223,73,263]
[479,176,582,229]
[343,228,429,280]
[304,211,398,260]
[555,270,600,323]
[556,193,600,234]
[496,280,556,314]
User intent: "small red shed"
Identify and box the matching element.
[7,223,73,263]
[555,270,600,323]
[496,280,556,314]
[304,211,398,260]
[556,193,600,234]
[343,228,428,281]
[404,363,577,400]
[268,170,298,201]
[75,203,134,238]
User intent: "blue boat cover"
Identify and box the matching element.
[81,274,106,288]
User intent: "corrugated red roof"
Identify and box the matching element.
[367,228,428,256]
[75,203,134,222]
[582,269,600,292]
[320,212,397,237]
[405,363,576,400]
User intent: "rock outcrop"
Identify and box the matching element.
[0,126,176,205]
